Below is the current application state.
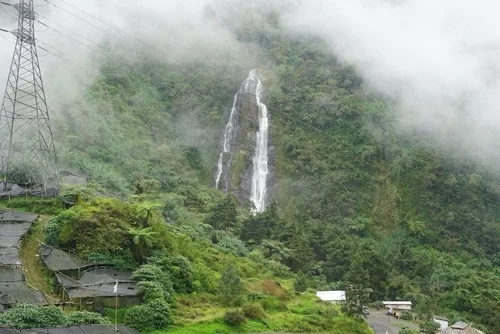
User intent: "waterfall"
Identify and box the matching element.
[215,69,269,213]
[215,88,239,189]
[249,70,269,213]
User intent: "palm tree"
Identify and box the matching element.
[136,201,162,225]
[127,227,159,261]
[406,220,427,237]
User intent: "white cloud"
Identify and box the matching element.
[284,0,500,163]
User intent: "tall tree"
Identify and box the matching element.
[205,195,239,231]
[127,227,159,261]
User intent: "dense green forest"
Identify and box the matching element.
[4,7,499,334]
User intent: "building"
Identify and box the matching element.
[434,316,449,331]
[40,246,141,310]
[316,291,346,304]
[440,321,485,334]
[382,301,412,310]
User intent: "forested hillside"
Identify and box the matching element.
[23,7,500,334]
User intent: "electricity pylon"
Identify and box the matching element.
[0,0,57,190]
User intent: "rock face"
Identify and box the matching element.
[215,70,274,211]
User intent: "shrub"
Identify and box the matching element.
[44,210,77,245]
[400,311,414,321]
[247,291,267,302]
[85,250,137,271]
[216,233,249,256]
[65,311,111,326]
[138,281,166,303]
[157,255,195,294]
[192,260,218,293]
[0,304,65,329]
[133,264,174,302]
[420,320,440,334]
[277,302,288,311]
[293,271,309,293]
[399,329,419,334]
[123,301,172,332]
[223,309,246,326]
[218,264,244,306]
[247,291,281,310]
[48,198,135,254]
[242,303,266,320]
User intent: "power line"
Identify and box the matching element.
[36,40,87,70]
[37,20,109,57]
[42,0,138,52]
[37,13,106,50]
[0,2,17,19]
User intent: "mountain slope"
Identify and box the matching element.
[45,17,500,333]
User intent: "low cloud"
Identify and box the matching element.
[283,0,500,166]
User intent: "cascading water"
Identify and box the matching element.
[215,69,270,213]
[249,70,269,213]
[215,88,239,190]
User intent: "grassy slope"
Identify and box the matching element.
[8,196,371,334]
[157,294,372,334]
[14,14,497,331]
[19,216,59,302]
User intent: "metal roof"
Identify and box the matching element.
[40,246,93,271]
[382,301,412,305]
[316,291,346,301]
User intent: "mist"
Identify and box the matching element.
[0,0,256,112]
[2,0,500,170]
[283,0,500,166]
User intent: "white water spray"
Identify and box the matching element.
[215,71,259,189]
[249,70,269,213]
[215,88,239,189]
[215,69,269,213]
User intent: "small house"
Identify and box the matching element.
[382,301,412,310]
[316,291,346,304]
[434,316,449,331]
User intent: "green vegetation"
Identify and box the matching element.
[0,304,109,329]
[124,301,173,332]
[4,6,497,334]
[40,191,371,333]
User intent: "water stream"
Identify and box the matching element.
[215,69,269,213]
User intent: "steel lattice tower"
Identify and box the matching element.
[0,0,57,189]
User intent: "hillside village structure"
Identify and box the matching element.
[382,301,412,310]
[316,291,346,304]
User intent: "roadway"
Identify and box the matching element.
[367,309,418,334]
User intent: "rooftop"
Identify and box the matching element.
[40,246,94,271]
[316,291,346,301]
[382,301,412,305]
[56,268,139,299]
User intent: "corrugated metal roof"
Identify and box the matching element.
[316,291,346,301]
[452,322,468,329]
[382,301,412,305]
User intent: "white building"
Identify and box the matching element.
[316,291,346,304]
[382,301,412,310]
[434,316,449,331]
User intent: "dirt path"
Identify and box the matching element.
[20,216,61,303]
